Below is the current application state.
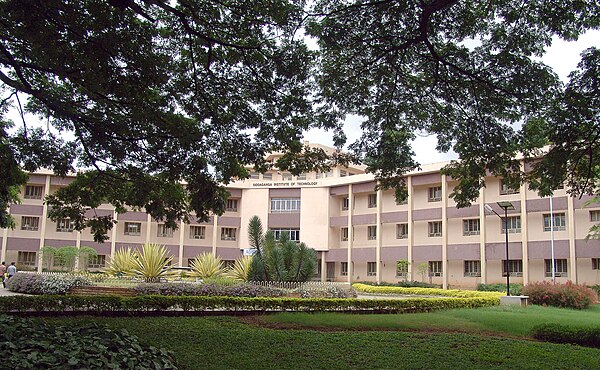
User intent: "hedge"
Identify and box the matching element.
[0,295,499,314]
[352,283,504,299]
[532,323,600,348]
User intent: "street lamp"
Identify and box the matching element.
[484,201,515,296]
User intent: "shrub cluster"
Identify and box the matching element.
[590,285,600,296]
[295,286,357,298]
[0,315,177,369]
[476,283,523,296]
[357,281,439,288]
[521,281,598,309]
[6,272,92,295]
[0,295,499,314]
[133,282,286,297]
[353,283,503,299]
[532,323,600,348]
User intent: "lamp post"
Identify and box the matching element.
[485,201,515,296]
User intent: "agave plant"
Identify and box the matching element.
[189,252,225,279]
[226,256,253,282]
[131,243,173,283]
[103,248,137,276]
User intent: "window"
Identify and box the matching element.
[24,185,43,199]
[428,186,442,202]
[341,227,348,241]
[88,255,106,269]
[271,228,300,241]
[282,172,293,181]
[124,222,141,236]
[502,259,523,277]
[226,199,238,212]
[545,259,568,277]
[221,227,237,241]
[464,260,481,277]
[368,194,377,208]
[315,172,323,179]
[543,213,566,232]
[325,170,334,178]
[189,225,205,239]
[56,218,74,232]
[341,197,350,211]
[271,198,301,213]
[428,221,442,237]
[250,172,260,179]
[396,261,408,277]
[463,219,480,236]
[501,216,521,234]
[593,258,600,270]
[590,210,600,222]
[500,179,519,195]
[367,262,376,276]
[262,173,272,180]
[396,223,408,239]
[428,261,443,277]
[341,262,348,276]
[20,216,39,231]
[367,225,377,240]
[340,170,347,177]
[18,251,36,267]
[297,173,307,180]
[157,224,174,238]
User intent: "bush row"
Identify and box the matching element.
[355,281,440,288]
[133,282,286,298]
[0,315,177,369]
[521,281,598,309]
[7,272,91,295]
[476,283,523,296]
[532,323,600,348]
[0,295,499,314]
[295,286,357,298]
[352,283,503,298]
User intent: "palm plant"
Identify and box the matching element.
[226,256,253,282]
[104,248,137,276]
[189,252,225,279]
[131,243,173,283]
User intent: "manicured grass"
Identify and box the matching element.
[39,313,600,370]
[262,304,600,337]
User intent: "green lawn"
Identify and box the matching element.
[39,306,600,370]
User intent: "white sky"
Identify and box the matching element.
[5,30,599,166]
[302,30,600,164]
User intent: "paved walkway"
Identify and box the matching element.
[0,287,28,296]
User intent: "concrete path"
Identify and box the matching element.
[0,287,28,296]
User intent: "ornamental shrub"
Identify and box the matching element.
[352,283,503,299]
[133,282,286,297]
[476,283,523,296]
[0,315,177,369]
[356,281,439,288]
[6,272,92,295]
[295,286,357,298]
[522,281,598,309]
[532,323,600,348]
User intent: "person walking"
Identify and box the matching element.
[0,262,6,288]
[6,262,17,281]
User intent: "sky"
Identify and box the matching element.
[302,30,600,165]
[5,30,599,166]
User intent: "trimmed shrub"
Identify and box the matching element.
[476,283,523,296]
[353,283,503,299]
[0,294,500,314]
[7,272,92,295]
[357,281,439,288]
[590,285,600,296]
[532,323,600,348]
[0,315,177,369]
[133,282,286,297]
[521,281,598,309]
[295,286,357,298]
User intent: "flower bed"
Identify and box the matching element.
[352,283,503,299]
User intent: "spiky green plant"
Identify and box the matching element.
[226,256,253,282]
[104,248,137,276]
[189,252,225,279]
[131,243,173,283]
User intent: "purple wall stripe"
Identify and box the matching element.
[526,197,567,212]
[268,213,301,228]
[485,242,523,259]
[84,209,114,218]
[118,212,148,222]
[447,243,480,260]
[227,188,242,198]
[28,175,46,184]
[575,239,600,258]
[80,240,112,254]
[10,204,44,216]
[411,173,442,186]
[325,248,347,262]
[447,205,479,219]
[6,237,39,251]
[218,217,241,228]
[183,246,212,259]
[329,185,349,196]
[527,240,570,259]
[485,201,521,215]
[216,247,242,260]
[44,239,78,248]
[413,245,442,260]
[351,247,376,262]
[381,211,408,223]
[381,246,408,261]
[573,195,594,208]
[352,181,377,194]
[412,208,442,221]
[329,216,348,227]
[50,176,73,186]
[352,213,376,225]
[270,188,301,197]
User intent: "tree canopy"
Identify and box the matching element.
[1,0,599,241]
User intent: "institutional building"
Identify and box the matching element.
[2,143,599,288]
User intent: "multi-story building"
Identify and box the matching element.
[2,143,599,288]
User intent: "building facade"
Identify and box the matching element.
[2,145,600,288]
